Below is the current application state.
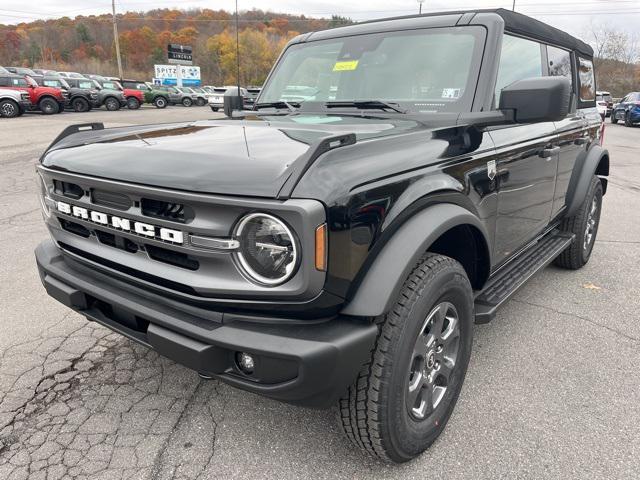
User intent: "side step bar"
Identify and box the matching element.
[474,231,575,324]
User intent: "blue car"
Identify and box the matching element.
[611,92,640,126]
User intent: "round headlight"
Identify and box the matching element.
[234,213,298,286]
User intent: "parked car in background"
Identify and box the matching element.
[88,79,126,111]
[32,69,59,77]
[175,87,201,106]
[596,98,606,119]
[63,78,101,110]
[57,71,87,80]
[143,84,190,108]
[0,73,67,114]
[0,66,9,75]
[0,88,31,117]
[5,67,39,77]
[187,86,209,106]
[98,79,142,109]
[611,92,640,127]
[596,91,613,117]
[244,86,262,107]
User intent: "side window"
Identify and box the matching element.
[495,35,543,105]
[546,46,573,88]
[577,57,595,103]
[0,77,7,87]
[11,78,28,87]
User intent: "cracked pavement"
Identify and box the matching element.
[1,108,639,479]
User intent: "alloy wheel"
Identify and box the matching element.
[1,102,16,117]
[584,196,599,251]
[406,301,460,420]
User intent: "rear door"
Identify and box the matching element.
[547,46,588,219]
[489,34,559,264]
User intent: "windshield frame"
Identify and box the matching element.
[258,25,487,114]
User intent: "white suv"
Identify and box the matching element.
[0,88,31,118]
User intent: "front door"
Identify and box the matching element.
[489,123,558,264]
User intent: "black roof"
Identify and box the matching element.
[351,8,594,58]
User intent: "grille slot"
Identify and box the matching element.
[91,189,132,210]
[146,244,199,270]
[54,180,84,199]
[141,198,193,223]
[58,242,200,296]
[59,218,90,237]
[95,230,139,253]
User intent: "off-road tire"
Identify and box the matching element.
[104,97,120,111]
[127,97,141,109]
[0,99,20,118]
[38,97,59,115]
[554,175,602,269]
[337,253,474,463]
[182,97,193,107]
[72,97,89,112]
[154,96,168,109]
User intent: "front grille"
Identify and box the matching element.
[91,189,132,210]
[95,230,138,253]
[59,218,90,237]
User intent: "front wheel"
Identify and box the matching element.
[554,175,603,269]
[154,96,167,109]
[104,97,120,111]
[38,97,59,115]
[338,253,473,463]
[127,97,140,109]
[72,97,89,112]
[0,99,20,118]
[624,111,634,127]
[182,97,193,107]
[210,107,219,112]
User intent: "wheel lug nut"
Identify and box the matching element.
[436,345,443,353]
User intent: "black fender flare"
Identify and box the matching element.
[565,144,609,218]
[341,203,490,317]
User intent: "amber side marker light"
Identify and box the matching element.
[315,223,328,271]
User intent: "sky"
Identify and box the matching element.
[1,0,639,40]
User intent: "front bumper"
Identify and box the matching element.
[18,99,31,110]
[35,240,376,408]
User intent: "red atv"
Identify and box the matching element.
[0,74,67,114]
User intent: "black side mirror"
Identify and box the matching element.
[499,76,571,123]
[223,87,244,118]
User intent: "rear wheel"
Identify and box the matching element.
[0,99,20,118]
[38,97,59,115]
[104,97,120,111]
[182,97,193,107]
[72,97,89,112]
[554,175,603,270]
[624,111,633,127]
[210,107,218,112]
[196,97,206,106]
[337,253,473,463]
[127,97,140,109]
[154,96,168,109]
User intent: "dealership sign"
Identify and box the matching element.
[168,44,193,65]
[153,64,201,86]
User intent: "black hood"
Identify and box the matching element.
[41,116,426,198]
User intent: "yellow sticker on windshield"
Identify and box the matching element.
[333,60,359,72]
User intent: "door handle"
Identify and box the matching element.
[574,137,589,145]
[539,146,560,158]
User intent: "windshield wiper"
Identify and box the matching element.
[254,101,300,112]
[324,100,406,114]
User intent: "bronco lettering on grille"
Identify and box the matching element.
[56,201,184,244]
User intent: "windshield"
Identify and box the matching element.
[260,26,485,113]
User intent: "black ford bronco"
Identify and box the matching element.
[35,9,607,462]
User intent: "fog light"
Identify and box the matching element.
[236,352,255,374]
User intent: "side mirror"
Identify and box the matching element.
[499,76,571,123]
[223,87,244,118]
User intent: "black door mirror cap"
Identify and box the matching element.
[223,87,245,118]
[499,76,571,123]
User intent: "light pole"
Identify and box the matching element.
[418,0,425,14]
[111,0,123,79]
[512,0,516,11]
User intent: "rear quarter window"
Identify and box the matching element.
[578,57,596,105]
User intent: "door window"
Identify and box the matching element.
[495,35,543,106]
[546,46,573,87]
[10,77,28,87]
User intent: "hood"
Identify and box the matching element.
[41,115,427,198]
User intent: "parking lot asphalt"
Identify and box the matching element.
[1,108,639,479]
